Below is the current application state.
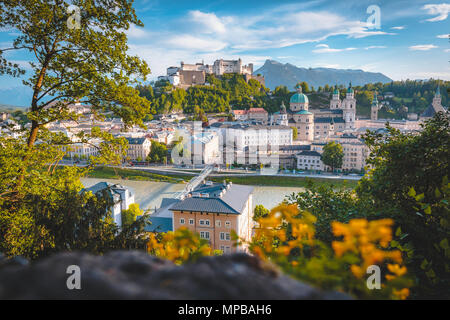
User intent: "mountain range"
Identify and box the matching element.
[254,59,392,90]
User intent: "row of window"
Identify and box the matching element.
[179,218,231,228]
[199,231,231,241]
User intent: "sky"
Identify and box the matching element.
[0,0,449,95]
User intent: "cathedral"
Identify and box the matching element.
[272,84,357,141]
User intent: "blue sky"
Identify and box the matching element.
[0,0,449,94]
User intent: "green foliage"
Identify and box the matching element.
[121,203,144,227]
[0,1,152,260]
[322,141,344,171]
[146,228,215,265]
[357,112,450,298]
[0,137,149,259]
[146,141,168,163]
[253,204,270,222]
[284,183,371,243]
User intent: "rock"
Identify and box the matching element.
[0,251,350,299]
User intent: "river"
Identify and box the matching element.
[81,178,304,211]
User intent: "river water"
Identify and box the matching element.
[81,178,304,211]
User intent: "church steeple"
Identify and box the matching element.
[371,91,379,121]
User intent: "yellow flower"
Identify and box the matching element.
[351,265,364,278]
[387,264,407,277]
[393,288,410,300]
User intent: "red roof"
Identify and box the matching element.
[248,108,267,114]
[233,110,248,115]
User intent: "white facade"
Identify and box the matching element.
[296,151,324,171]
[125,137,151,161]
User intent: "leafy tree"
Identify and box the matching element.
[121,203,144,228]
[0,1,151,259]
[285,183,370,243]
[357,112,450,298]
[147,141,168,163]
[253,204,270,222]
[322,141,343,172]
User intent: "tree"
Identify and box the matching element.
[357,112,450,298]
[322,141,343,172]
[121,203,144,228]
[147,141,168,163]
[0,1,151,259]
[0,0,151,192]
[296,81,310,93]
[253,205,270,222]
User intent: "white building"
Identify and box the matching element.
[296,150,324,171]
[191,132,220,165]
[125,137,151,161]
[84,182,135,228]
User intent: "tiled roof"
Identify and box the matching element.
[145,216,173,233]
[170,183,254,215]
[297,150,322,157]
[314,117,345,123]
[171,197,239,214]
[249,108,268,114]
[126,137,148,145]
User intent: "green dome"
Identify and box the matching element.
[333,88,339,94]
[290,92,309,104]
[347,82,354,93]
[296,110,312,115]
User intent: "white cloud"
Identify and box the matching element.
[391,26,405,30]
[125,24,149,39]
[437,34,449,38]
[164,35,227,52]
[365,46,387,50]
[409,44,438,51]
[312,44,356,53]
[188,10,226,34]
[444,49,450,52]
[422,4,450,22]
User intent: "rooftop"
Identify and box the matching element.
[170,182,253,215]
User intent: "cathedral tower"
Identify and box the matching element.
[371,92,379,121]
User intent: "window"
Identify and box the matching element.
[220,232,231,241]
[180,218,185,224]
[199,219,210,226]
[189,219,194,225]
[225,221,231,228]
[200,231,210,240]
[216,220,221,227]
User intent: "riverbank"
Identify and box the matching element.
[86,166,359,188]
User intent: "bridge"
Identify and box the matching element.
[173,165,214,200]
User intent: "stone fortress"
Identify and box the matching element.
[158,58,264,88]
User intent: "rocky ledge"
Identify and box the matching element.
[0,251,349,299]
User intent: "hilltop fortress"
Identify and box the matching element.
[158,58,265,88]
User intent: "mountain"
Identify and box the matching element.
[254,60,392,90]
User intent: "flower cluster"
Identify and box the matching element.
[146,227,213,264]
[249,204,412,299]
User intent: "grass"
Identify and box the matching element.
[86,166,358,189]
[86,166,191,183]
[210,175,358,188]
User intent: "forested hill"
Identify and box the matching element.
[254,59,393,90]
[136,75,447,120]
